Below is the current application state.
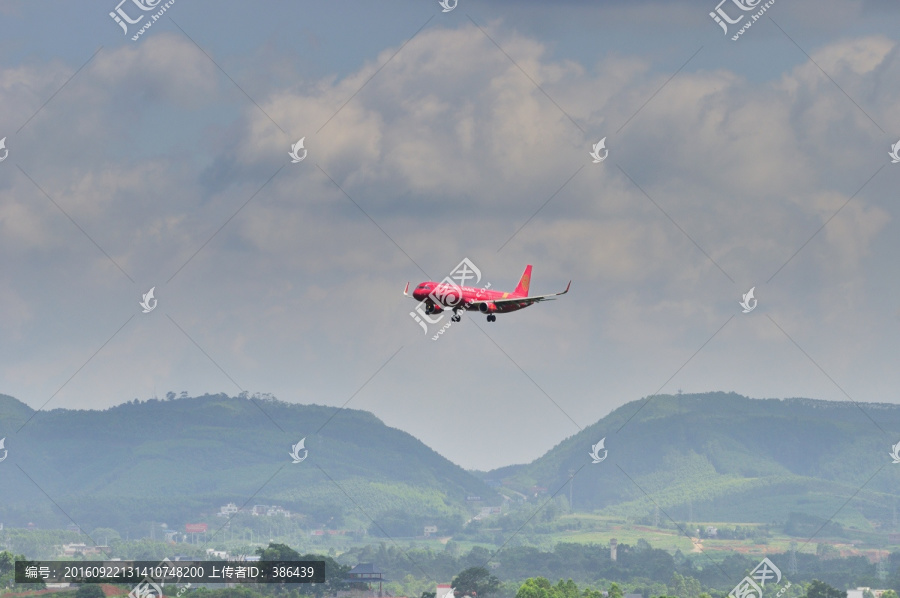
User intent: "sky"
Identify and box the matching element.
[0,0,899,471]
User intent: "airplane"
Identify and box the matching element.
[404,265,570,323]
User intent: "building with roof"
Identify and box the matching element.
[60,543,108,557]
[346,563,389,597]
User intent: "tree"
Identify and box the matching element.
[255,545,349,597]
[669,573,688,598]
[555,579,580,598]
[0,552,15,579]
[516,577,555,598]
[0,550,44,591]
[806,580,846,598]
[296,553,350,597]
[609,584,624,598]
[256,542,301,561]
[0,552,15,590]
[879,592,897,598]
[445,541,461,558]
[453,567,501,598]
[76,585,107,598]
[91,527,122,544]
[464,546,494,570]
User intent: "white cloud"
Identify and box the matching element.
[1,21,899,468]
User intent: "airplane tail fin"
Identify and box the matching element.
[513,265,532,297]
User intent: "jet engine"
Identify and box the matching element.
[479,302,497,313]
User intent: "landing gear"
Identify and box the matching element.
[451,313,462,323]
[486,314,496,322]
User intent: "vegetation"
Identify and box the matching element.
[4,540,900,598]
[489,392,900,526]
[0,550,45,593]
[0,392,495,536]
[328,540,900,597]
[256,543,350,597]
[515,578,604,598]
[4,391,900,539]
[75,586,107,598]
[452,567,501,597]
[805,581,846,598]
[5,392,900,598]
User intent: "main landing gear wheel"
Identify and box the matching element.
[487,315,496,322]
[451,314,461,323]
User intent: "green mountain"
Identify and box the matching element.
[0,393,496,534]
[485,392,900,531]
[4,391,900,540]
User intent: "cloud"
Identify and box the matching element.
[1,19,899,468]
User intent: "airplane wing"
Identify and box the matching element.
[489,281,571,305]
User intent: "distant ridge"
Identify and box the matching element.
[0,393,496,533]
[482,392,900,527]
[3,391,899,534]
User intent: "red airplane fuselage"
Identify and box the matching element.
[411,282,529,314]
[406,264,569,321]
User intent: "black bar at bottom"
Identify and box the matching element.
[16,561,325,584]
